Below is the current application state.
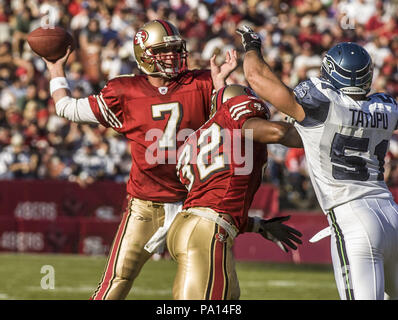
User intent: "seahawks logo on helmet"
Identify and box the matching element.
[321,42,373,95]
[322,56,335,74]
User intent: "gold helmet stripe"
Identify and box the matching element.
[155,19,174,36]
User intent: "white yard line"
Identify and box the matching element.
[241,280,336,289]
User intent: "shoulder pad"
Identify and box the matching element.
[370,93,398,107]
[293,78,331,126]
[294,79,331,110]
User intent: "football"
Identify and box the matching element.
[27,26,75,62]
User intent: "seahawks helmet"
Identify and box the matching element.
[321,42,373,95]
[133,20,187,79]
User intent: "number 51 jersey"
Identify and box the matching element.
[293,77,398,212]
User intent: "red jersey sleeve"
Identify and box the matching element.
[225,96,270,129]
[88,79,124,130]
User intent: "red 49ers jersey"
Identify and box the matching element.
[88,70,213,202]
[177,93,269,232]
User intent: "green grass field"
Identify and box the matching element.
[0,253,338,300]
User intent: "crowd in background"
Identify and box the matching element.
[0,0,397,210]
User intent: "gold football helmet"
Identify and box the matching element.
[133,20,188,79]
[210,84,270,118]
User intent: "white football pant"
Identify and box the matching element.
[327,197,398,300]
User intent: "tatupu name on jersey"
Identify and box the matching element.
[349,109,388,129]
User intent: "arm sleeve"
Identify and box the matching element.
[293,79,331,127]
[87,80,124,129]
[55,96,99,123]
[229,98,270,129]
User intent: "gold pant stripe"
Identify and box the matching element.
[91,201,132,300]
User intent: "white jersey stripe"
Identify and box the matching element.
[230,105,247,118]
[233,109,252,121]
[95,95,113,126]
[98,94,123,128]
[96,95,121,128]
[229,100,250,113]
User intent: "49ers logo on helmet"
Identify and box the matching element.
[134,30,148,45]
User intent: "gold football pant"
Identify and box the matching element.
[91,197,165,300]
[166,207,240,300]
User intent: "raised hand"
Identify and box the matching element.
[236,25,262,53]
[210,49,238,90]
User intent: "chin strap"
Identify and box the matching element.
[339,86,368,95]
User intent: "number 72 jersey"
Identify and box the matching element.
[293,77,398,212]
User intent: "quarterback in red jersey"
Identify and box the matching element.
[168,84,303,299]
[43,20,238,300]
[87,69,216,203]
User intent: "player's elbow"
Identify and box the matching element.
[256,124,288,144]
[243,119,290,144]
[267,125,287,144]
[54,96,96,123]
[55,96,73,118]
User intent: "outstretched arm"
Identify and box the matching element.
[246,215,302,252]
[43,46,72,104]
[237,27,305,122]
[42,46,98,124]
[242,117,303,148]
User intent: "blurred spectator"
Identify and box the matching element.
[0,133,38,179]
[11,7,32,57]
[212,3,242,34]
[79,18,103,85]
[179,8,209,39]
[292,41,322,82]
[284,148,307,203]
[67,62,93,96]
[100,39,122,80]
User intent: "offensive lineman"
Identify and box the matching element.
[168,84,303,299]
[237,26,398,300]
[42,19,238,300]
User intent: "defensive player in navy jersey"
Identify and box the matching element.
[237,26,398,300]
